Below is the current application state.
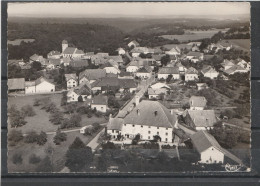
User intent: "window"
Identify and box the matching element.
[149,126,151,128]
[101,107,103,110]
[148,131,151,134]
[132,125,135,127]
[166,128,168,130]
[148,136,150,140]
[157,127,159,129]
[124,124,126,126]
[112,130,114,133]
[157,132,159,135]
[141,125,143,128]
[166,133,168,136]
[165,138,168,142]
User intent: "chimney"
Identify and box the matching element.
[135,95,140,106]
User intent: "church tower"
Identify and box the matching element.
[62,40,68,53]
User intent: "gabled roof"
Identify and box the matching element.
[106,55,123,63]
[35,77,54,86]
[118,79,137,89]
[224,65,247,75]
[48,50,61,56]
[79,69,106,80]
[158,67,179,74]
[48,59,61,66]
[201,66,218,75]
[8,78,25,90]
[69,59,89,68]
[75,49,84,54]
[191,131,243,165]
[92,95,108,105]
[91,77,137,89]
[63,47,76,55]
[127,59,148,68]
[184,110,217,128]
[189,96,207,108]
[152,54,166,61]
[62,40,68,44]
[150,83,170,90]
[128,40,139,46]
[187,52,202,57]
[124,100,177,128]
[221,59,235,67]
[65,73,77,81]
[107,118,124,130]
[185,67,198,74]
[73,83,91,96]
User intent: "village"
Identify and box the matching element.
[7,26,251,173]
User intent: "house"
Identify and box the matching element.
[67,83,92,103]
[79,69,106,84]
[135,66,152,79]
[196,83,209,90]
[189,96,207,110]
[126,59,147,73]
[8,78,25,93]
[158,67,179,80]
[69,59,89,68]
[191,131,243,165]
[128,40,140,48]
[91,55,107,66]
[224,65,248,75]
[221,59,235,70]
[148,83,171,100]
[191,45,200,52]
[116,48,126,55]
[118,71,134,79]
[47,50,61,59]
[233,58,250,71]
[185,67,198,81]
[25,77,55,94]
[29,54,45,64]
[106,56,124,66]
[183,110,217,131]
[187,42,201,47]
[201,66,219,79]
[65,73,78,89]
[107,118,124,139]
[100,62,121,74]
[165,46,181,56]
[167,61,187,74]
[186,52,204,63]
[152,54,165,65]
[91,95,108,113]
[130,47,154,57]
[217,40,233,51]
[61,58,71,67]
[62,40,84,59]
[47,59,61,69]
[107,99,177,143]
[91,77,137,93]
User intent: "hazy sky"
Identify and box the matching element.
[8,2,250,17]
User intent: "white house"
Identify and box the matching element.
[25,77,55,94]
[186,52,204,63]
[67,83,91,103]
[189,96,207,110]
[79,69,106,85]
[201,66,219,79]
[185,67,198,81]
[107,99,178,143]
[135,66,152,79]
[148,83,171,100]
[221,59,235,71]
[191,131,243,165]
[117,48,126,55]
[165,46,181,56]
[65,73,78,89]
[91,95,108,113]
[101,62,121,74]
[126,59,147,73]
[128,40,140,48]
[130,47,154,57]
[107,118,124,139]
[196,83,209,90]
[158,67,179,80]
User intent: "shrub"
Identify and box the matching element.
[29,154,41,164]
[36,156,52,172]
[49,111,64,125]
[24,131,39,143]
[37,131,47,146]
[53,129,67,145]
[21,105,36,117]
[8,130,23,143]
[12,153,23,164]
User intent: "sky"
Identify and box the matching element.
[8,2,250,18]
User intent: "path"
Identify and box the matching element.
[86,128,105,151]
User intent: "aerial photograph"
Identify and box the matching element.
[7,2,251,173]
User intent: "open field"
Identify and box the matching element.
[7,39,35,46]
[8,94,107,134]
[225,39,250,52]
[160,29,228,42]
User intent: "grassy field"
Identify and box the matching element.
[225,39,250,52]
[160,29,228,42]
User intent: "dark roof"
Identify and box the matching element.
[8,78,25,90]
[187,52,202,57]
[48,50,61,56]
[92,77,137,89]
[124,100,177,128]
[119,71,131,77]
[79,69,106,80]
[184,110,217,128]
[224,65,246,75]
[65,73,77,81]
[201,66,218,75]
[185,67,198,74]
[63,47,76,54]
[107,118,124,130]
[92,95,108,105]
[74,83,91,95]
[70,60,89,68]
[137,66,152,73]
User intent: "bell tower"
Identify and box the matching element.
[62,40,68,53]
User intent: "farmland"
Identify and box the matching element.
[225,39,250,52]
[160,29,229,42]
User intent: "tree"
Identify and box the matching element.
[8,129,23,143]
[166,74,173,83]
[65,137,93,172]
[132,134,141,145]
[161,55,171,66]
[24,131,39,143]
[9,106,27,128]
[37,131,47,145]
[49,110,64,125]
[78,95,83,102]
[64,104,77,114]
[12,153,23,164]
[31,61,42,71]
[21,105,36,117]
[53,128,67,145]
